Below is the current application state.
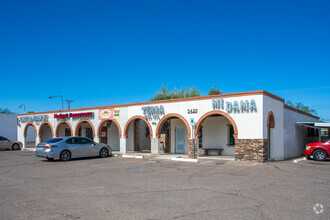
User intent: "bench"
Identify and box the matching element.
[203,148,223,156]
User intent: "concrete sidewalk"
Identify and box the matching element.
[119,151,235,162]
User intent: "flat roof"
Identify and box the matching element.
[17,90,318,119]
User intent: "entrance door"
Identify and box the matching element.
[86,128,93,140]
[175,127,185,153]
[65,128,71,137]
[100,127,107,144]
[268,127,275,159]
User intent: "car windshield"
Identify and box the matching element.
[324,137,330,142]
[45,138,63,144]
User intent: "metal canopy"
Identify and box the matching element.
[296,122,330,128]
[296,122,330,142]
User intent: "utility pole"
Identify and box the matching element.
[65,100,74,109]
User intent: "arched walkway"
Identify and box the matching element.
[194,110,238,157]
[24,122,37,138]
[123,116,153,138]
[75,119,95,138]
[124,115,153,152]
[156,113,191,139]
[23,122,37,149]
[38,121,54,139]
[97,119,122,138]
[55,120,73,137]
[195,110,238,138]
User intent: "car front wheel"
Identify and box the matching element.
[313,149,328,161]
[12,144,20,150]
[99,148,109,158]
[60,150,71,161]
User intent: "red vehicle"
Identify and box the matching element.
[304,138,330,161]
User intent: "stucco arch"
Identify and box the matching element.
[55,120,73,137]
[74,119,95,138]
[267,111,275,128]
[195,110,238,138]
[97,119,122,138]
[156,113,191,139]
[124,115,153,138]
[38,121,54,138]
[24,122,37,138]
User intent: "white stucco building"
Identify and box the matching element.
[17,90,319,162]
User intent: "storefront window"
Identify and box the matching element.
[308,127,318,137]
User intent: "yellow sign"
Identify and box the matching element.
[99,108,120,120]
[114,108,120,119]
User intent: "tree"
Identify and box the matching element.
[285,100,317,115]
[208,86,222,95]
[151,85,201,101]
[152,84,170,101]
[0,108,15,114]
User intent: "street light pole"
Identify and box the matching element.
[65,100,74,109]
[49,95,64,110]
[19,104,26,113]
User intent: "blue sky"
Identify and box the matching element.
[0,0,329,121]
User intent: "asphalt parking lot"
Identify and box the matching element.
[0,150,329,220]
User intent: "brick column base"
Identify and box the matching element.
[188,139,198,158]
[235,139,268,163]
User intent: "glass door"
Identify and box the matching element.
[175,127,185,153]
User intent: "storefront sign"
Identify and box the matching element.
[54,112,93,119]
[19,115,48,123]
[99,108,120,120]
[142,105,165,120]
[212,98,257,113]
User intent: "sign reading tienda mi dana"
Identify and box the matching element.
[99,108,120,120]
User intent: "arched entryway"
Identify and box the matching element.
[38,121,54,142]
[124,116,152,152]
[97,119,122,150]
[23,122,37,149]
[75,119,95,140]
[195,111,238,156]
[156,113,191,154]
[267,111,275,159]
[55,121,73,137]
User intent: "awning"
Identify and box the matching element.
[296,122,330,128]
[296,122,330,142]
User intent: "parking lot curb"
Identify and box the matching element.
[122,155,144,159]
[171,157,199,163]
[23,148,36,152]
[198,157,234,161]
